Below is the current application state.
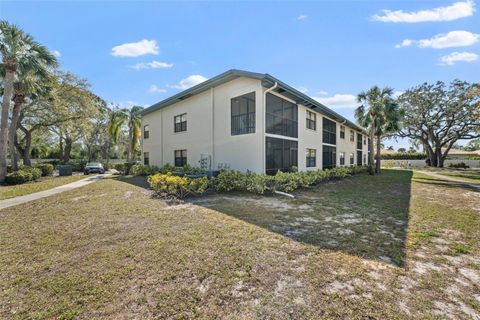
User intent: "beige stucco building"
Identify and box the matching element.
[140,69,368,174]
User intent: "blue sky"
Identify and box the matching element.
[1,0,479,149]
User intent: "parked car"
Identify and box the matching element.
[84,162,105,175]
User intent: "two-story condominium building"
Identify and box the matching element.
[140,69,369,174]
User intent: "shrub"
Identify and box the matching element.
[148,173,209,198]
[35,163,54,176]
[4,167,41,185]
[449,162,469,169]
[381,152,426,160]
[131,164,160,176]
[114,163,125,174]
[65,159,87,172]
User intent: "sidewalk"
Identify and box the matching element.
[418,170,480,190]
[0,174,110,210]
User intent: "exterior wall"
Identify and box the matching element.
[141,77,264,172]
[142,77,367,173]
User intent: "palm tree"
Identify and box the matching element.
[108,106,143,162]
[355,86,397,174]
[0,20,57,181]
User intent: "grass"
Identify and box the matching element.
[0,170,479,319]
[0,175,87,200]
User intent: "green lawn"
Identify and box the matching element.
[0,170,478,319]
[0,175,87,200]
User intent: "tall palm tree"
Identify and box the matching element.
[108,106,143,162]
[0,20,57,181]
[355,86,396,174]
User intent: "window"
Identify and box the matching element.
[350,153,354,165]
[174,113,187,133]
[357,133,363,150]
[340,126,345,139]
[322,145,336,169]
[266,93,298,138]
[364,136,367,145]
[174,149,187,167]
[144,152,149,165]
[322,118,336,145]
[265,137,298,175]
[143,125,149,139]
[231,92,255,135]
[306,110,316,131]
[350,130,354,142]
[306,149,316,167]
[340,152,345,165]
[363,154,367,164]
[357,151,362,165]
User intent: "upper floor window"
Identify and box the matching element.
[306,110,316,131]
[143,125,149,139]
[364,136,367,145]
[231,92,255,135]
[350,130,354,142]
[340,152,345,165]
[174,149,187,167]
[322,118,336,145]
[174,113,187,133]
[357,133,363,150]
[266,93,298,138]
[144,152,149,165]
[340,126,345,139]
[306,148,316,167]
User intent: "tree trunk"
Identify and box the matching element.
[368,128,375,175]
[9,95,24,171]
[0,68,15,182]
[63,137,73,163]
[127,123,133,162]
[434,148,443,167]
[23,130,32,166]
[375,134,381,174]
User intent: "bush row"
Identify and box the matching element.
[381,152,426,160]
[148,165,368,198]
[116,163,203,176]
[5,167,42,185]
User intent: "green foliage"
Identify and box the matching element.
[34,163,54,176]
[131,164,160,176]
[148,173,209,198]
[449,162,469,169]
[114,163,125,174]
[64,159,87,172]
[4,167,42,185]
[381,152,426,160]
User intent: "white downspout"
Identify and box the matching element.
[262,82,278,173]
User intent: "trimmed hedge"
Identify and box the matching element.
[5,167,42,185]
[381,152,426,160]
[35,163,54,176]
[147,165,368,198]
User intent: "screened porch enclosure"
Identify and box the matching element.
[265,137,298,175]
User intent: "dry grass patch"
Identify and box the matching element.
[0,170,478,319]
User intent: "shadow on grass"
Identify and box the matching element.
[414,176,479,192]
[112,175,151,189]
[194,169,414,267]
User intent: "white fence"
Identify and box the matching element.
[383,159,480,168]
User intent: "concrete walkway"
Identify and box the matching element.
[0,174,110,210]
[418,170,480,190]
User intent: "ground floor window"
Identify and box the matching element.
[357,151,363,166]
[266,137,298,175]
[174,149,187,167]
[144,152,149,165]
[340,152,345,165]
[350,153,354,165]
[306,148,316,167]
[322,145,336,169]
[364,154,367,165]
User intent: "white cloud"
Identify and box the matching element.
[297,14,308,20]
[317,90,329,96]
[295,86,308,93]
[373,0,475,23]
[395,39,413,48]
[131,60,173,70]
[396,31,480,49]
[148,85,167,93]
[52,50,61,57]
[313,94,358,109]
[168,75,208,90]
[111,39,159,57]
[439,51,478,65]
